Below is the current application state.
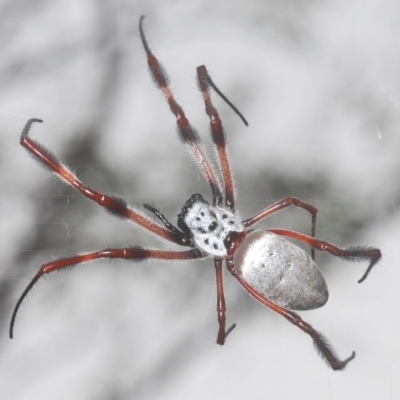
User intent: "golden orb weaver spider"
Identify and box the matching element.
[10,16,381,371]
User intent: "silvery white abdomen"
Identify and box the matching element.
[234,231,328,310]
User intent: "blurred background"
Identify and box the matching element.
[0,0,399,399]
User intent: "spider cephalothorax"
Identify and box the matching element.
[177,193,244,257]
[10,16,382,371]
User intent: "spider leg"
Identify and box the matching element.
[197,66,248,211]
[143,204,189,240]
[20,119,187,246]
[139,16,223,206]
[226,259,355,371]
[201,70,249,127]
[269,228,381,283]
[243,197,318,260]
[214,259,236,344]
[10,247,204,338]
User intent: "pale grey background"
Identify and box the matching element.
[0,0,399,399]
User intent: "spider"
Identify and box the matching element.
[10,16,381,371]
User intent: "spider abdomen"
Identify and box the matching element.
[234,231,328,311]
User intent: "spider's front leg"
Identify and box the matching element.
[10,248,204,338]
[139,16,223,206]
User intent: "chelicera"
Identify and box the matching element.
[10,16,381,371]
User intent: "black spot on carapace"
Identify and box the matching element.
[208,222,217,231]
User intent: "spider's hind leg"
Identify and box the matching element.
[226,259,355,371]
[269,229,382,282]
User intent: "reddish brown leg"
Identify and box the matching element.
[20,119,187,246]
[215,259,227,344]
[214,259,236,344]
[139,17,223,206]
[243,197,318,260]
[269,228,381,283]
[226,259,355,370]
[10,248,204,338]
[197,66,236,210]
